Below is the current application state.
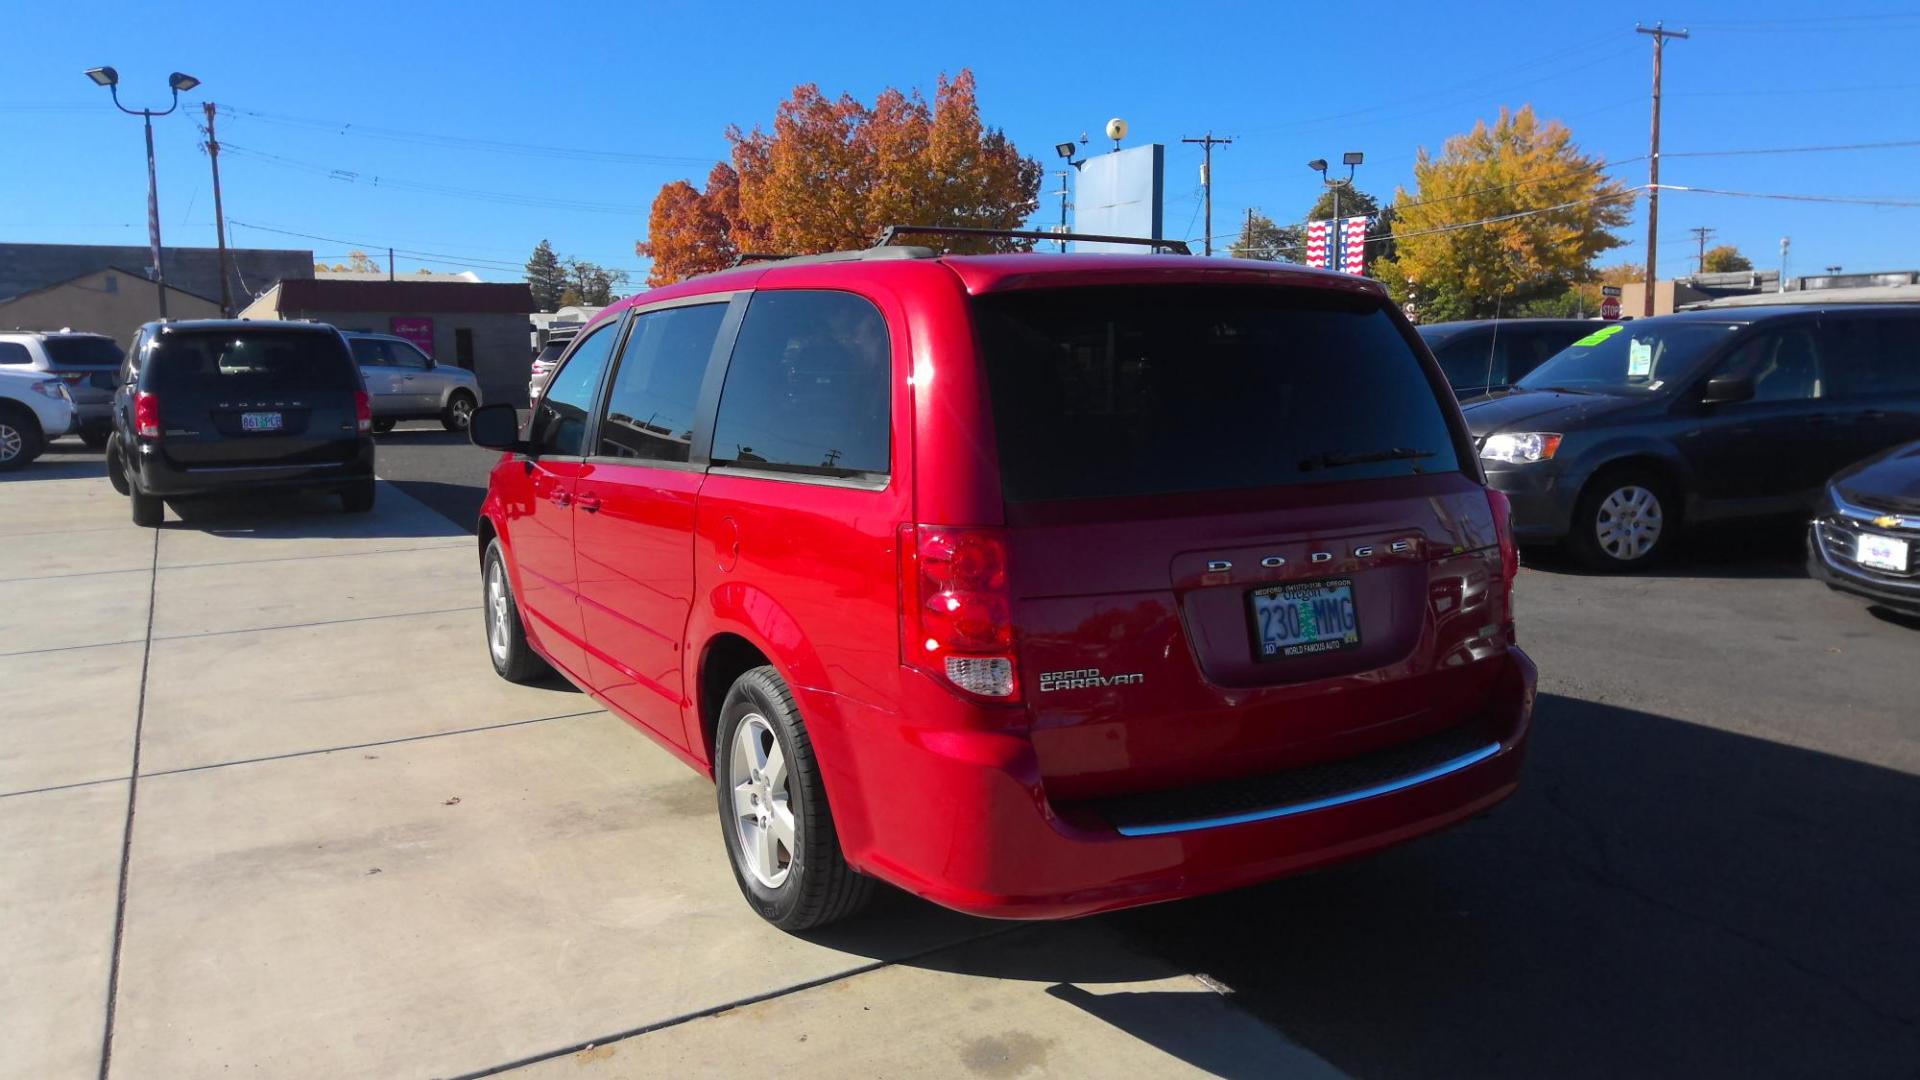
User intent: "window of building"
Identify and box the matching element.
[711,291,890,476]
[597,303,727,463]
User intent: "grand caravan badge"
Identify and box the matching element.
[1038,667,1145,692]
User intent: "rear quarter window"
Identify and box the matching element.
[975,285,1463,501]
[711,290,890,477]
[42,337,125,367]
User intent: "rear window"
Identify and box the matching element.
[43,336,125,368]
[974,286,1462,501]
[146,331,358,395]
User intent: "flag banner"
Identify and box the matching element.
[1339,215,1369,275]
[1305,219,1332,269]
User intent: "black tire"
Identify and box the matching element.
[105,440,130,495]
[130,490,163,527]
[80,429,110,450]
[483,539,551,683]
[0,404,43,471]
[442,391,477,432]
[1570,468,1675,571]
[715,666,873,932]
[371,419,396,435]
[340,479,376,513]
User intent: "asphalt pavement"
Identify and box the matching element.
[372,425,1920,1077]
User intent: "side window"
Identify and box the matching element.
[712,291,891,476]
[0,342,32,365]
[1718,327,1823,402]
[1822,317,1920,398]
[596,303,727,463]
[349,339,386,368]
[392,342,432,370]
[1432,334,1499,391]
[528,322,618,456]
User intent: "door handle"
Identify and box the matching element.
[575,493,602,513]
[1862,409,1888,421]
[550,490,571,508]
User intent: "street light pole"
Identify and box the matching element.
[85,67,201,321]
[1308,152,1365,270]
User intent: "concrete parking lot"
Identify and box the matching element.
[6,427,1918,1078]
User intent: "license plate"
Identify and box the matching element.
[240,411,283,433]
[1249,578,1361,660]
[1856,532,1910,573]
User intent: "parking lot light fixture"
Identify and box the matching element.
[84,65,199,319]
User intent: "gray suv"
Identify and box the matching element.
[341,331,483,433]
[0,330,126,447]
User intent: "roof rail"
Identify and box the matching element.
[873,224,1191,255]
[730,252,795,267]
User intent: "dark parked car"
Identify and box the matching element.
[107,320,375,527]
[1417,318,1597,398]
[1463,305,1920,569]
[1809,441,1920,615]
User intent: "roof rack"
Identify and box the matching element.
[873,224,1191,255]
[730,252,795,267]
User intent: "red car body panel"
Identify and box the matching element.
[479,252,1536,919]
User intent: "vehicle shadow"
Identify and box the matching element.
[805,693,1919,1077]
[1524,519,1807,581]
[1,448,107,483]
[164,485,469,541]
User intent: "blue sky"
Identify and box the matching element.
[4,0,1918,291]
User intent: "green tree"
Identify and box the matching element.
[1701,244,1753,273]
[1370,105,1632,318]
[564,258,629,306]
[525,240,566,311]
[1229,210,1303,261]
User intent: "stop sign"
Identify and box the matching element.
[1600,295,1622,320]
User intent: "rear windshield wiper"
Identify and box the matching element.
[1301,448,1436,471]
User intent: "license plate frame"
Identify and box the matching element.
[1855,531,1910,573]
[1248,577,1362,661]
[240,411,284,433]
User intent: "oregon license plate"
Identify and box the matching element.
[240,411,283,433]
[1250,578,1361,660]
[1856,532,1910,573]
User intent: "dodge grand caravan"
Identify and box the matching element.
[471,234,1536,929]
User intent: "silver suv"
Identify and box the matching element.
[0,331,124,447]
[340,331,483,433]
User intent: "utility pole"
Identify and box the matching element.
[1051,169,1072,252]
[1183,132,1233,256]
[388,247,395,282]
[202,102,233,316]
[1244,207,1254,257]
[1637,21,1689,316]
[1688,225,1715,273]
[1779,236,1791,292]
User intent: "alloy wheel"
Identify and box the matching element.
[1595,485,1664,561]
[0,423,19,463]
[729,713,796,889]
[486,560,511,663]
[450,398,474,429]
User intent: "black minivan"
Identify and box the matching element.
[1417,318,1597,399]
[108,320,375,527]
[1463,305,1920,568]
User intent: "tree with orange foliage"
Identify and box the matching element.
[641,70,1040,285]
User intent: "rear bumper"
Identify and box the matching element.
[125,438,374,497]
[827,648,1536,920]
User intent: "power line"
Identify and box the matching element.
[218,142,650,215]
[1665,137,1920,158]
[208,103,714,168]
[1650,185,1920,208]
[227,220,648,275]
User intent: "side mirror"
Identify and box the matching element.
[469,403,527,452]
[1702,373,1755,405]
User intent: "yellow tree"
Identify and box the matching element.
[642,70,1040,284]
[1372,106,1633,320]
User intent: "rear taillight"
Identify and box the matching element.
[134,392,162,439]
[1486,488,1519,643]
[901,524,1019,702]
[354,390,372,434]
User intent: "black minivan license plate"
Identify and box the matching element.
[1249,578,1361,660]
[240,411,283,433]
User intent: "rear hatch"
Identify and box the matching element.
[145,329,364,468]
[972,284,1511,802]
[40,335,125,406]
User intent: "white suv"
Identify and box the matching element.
[0,331,125,447]
[0,365,76,470]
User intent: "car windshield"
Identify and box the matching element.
[974,285,1463,501]
[1514,320,1742,394]
[42,336,125,368]
[147,331,359,395]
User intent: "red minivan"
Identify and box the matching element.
[469,234,1535,930]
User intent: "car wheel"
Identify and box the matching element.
[483,539,550,683]
[0,406,43,471]
[442,392,477,432]
[80,430,110,450]
[1572,470,1673,571]
[130,490,164,527]
[105,440,131,496]
[715,666,874,932]
[371,419,396,435]
[340,479,376,513]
